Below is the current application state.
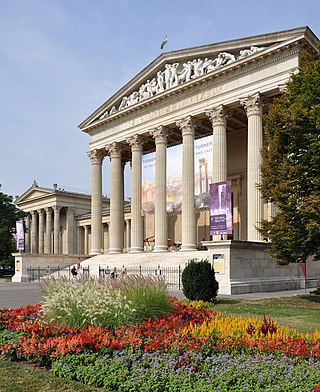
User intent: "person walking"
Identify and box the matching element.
[76,257,81,271]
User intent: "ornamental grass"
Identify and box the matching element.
[39,274,174,328]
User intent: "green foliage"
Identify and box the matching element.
[52,349,320,391]
[0,330,25,360]
[0,190,25,263]
[260,50,320,265]
[40,275,175,328]
[182,258,218,301]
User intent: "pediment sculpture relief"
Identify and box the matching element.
[98,46,265,120]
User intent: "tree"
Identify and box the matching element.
[259,51,320,265]
[0,189,25,266]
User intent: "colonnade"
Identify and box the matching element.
[23,206,76,255]
[88,92,265,255]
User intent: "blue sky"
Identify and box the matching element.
[1,0,319,199]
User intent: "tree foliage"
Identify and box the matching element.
[259,51,320,265]
[0,190,25,264]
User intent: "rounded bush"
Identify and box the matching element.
[182,258,219,301]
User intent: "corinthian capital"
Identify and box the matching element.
[87,149,105,164]
[126,134,144,152]
[240,93,264,116]
[205,105,230,127]
[106,142,122,159]
[149,125,170,145]
[176,116,200,137]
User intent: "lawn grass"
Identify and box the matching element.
[0,359,105,392]
[214,294,320,333]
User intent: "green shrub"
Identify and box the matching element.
[182,258,219,301]
[39,274,175,328]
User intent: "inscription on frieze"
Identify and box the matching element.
[122,85,224,129]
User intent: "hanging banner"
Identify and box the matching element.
[16,219,25,251]
[299,260,307,278]
[210,180,232,235]
[141,135,213,214]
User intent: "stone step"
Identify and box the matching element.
[81,251,210,275]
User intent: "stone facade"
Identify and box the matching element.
[13,27,320,293]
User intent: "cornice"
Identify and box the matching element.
[79,27,317,131]
[82,42,302,136]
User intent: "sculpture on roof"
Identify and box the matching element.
[96,46,266,121]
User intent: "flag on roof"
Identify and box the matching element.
[160,34,168,49]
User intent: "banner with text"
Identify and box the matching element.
[210,180,232,235]
[141,135,213,215]
[16,219,24,251]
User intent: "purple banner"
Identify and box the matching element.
[210,181,232,235]
[16,219,24,251]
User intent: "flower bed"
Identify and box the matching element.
[1,299,320,390]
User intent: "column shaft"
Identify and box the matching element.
[66,207,75,255]
[77,226,81,255]
[84,225,89,255]
[125,219,131,251]
[150,126,169,252]
[127,135,144,252]
[108,143,124,253]
[176,116,197,251]
[206,105,229,240]
[37,209,45,253]
[88,149,104,255]
[241,93,264,241]
[53,206,61,254]
[45,208,52,254]
[30,211,38,253]
[24,215,31,253]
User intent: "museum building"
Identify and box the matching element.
[13,27,320,293]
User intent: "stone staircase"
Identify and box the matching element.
[80,250,210,277]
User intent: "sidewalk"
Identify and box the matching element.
[0,281,311,309]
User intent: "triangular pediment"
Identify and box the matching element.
[79,26,318,131]
[16,186,54,204]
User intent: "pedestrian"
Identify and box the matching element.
[76,257,81,271]
[71,266,78,277]
[121,265,127,276]
[110,267,117,279]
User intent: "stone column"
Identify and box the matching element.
[150,126,169,252]
[30,210,38,254]
[267,203,278,221]
[77,225,82,255]
[206,105,229,240]
[176,116,198,251]
[84,225,89,255]
[206,105,228,182]
[125,219,131,251]
[232,180,241,240]
[66,207,75,255]
[241,93,264,241]
[127,135,144,252]
[53,205,62,254]
[88,149,105,255]
[37,209,45,254]
[105,222,110,253]
[108,143,124,254]
[44,207,52,254]
[24,214,31,253]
